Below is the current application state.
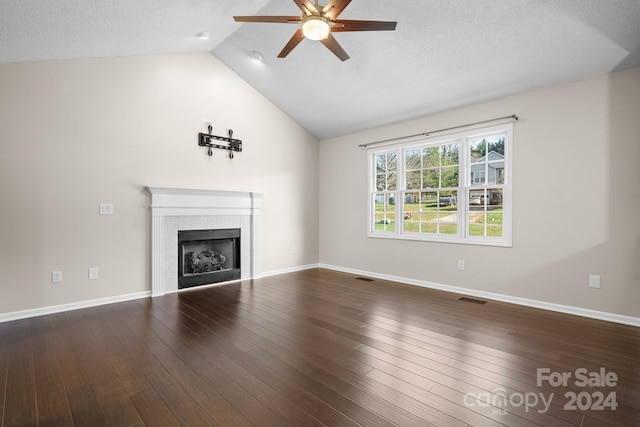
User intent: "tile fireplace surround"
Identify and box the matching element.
[146,186,263,296]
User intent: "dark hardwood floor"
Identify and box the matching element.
[1,268,638,426]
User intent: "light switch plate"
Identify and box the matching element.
[99,203,113,215]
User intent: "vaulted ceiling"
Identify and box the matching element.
[2,0,639,140]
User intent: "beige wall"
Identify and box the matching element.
[2,54,637,321]
[0,53,319,314]
[319,67,640,318]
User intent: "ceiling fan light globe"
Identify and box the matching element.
[302,16,330,40]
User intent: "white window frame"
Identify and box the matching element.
[368,122,513,247]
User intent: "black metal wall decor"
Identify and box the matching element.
[198,124,243,159]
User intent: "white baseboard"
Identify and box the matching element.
[259,263,320,279]
[0,263,319,323]
[5,264,636,328]
[0,291,151,323]
[319,263,640,327]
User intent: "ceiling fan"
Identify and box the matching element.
[233,0,397,61]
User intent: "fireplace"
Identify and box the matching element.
[178,228,241,289]
[146,186,263,296]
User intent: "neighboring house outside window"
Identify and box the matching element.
[368,122,513,246]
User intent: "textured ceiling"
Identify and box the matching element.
[0,0,269,61]
[2,0,639,140]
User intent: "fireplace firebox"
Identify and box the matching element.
[178,228,241,289]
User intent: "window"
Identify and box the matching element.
[368,123,513,246]
[373,152,397,231]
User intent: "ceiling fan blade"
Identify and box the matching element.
[293,0,319,15]
[278,29,305,58]
[332,19,397,32]
[234,16,301,24]
[320,33,350,61]
[322,0,352,19]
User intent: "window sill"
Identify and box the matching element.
[367,232,512,247]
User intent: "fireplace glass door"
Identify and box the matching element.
[178,228,240,289]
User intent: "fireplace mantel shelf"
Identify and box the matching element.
[146,186,263,213]
[146,186,264,200]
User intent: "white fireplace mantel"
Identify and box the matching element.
[146,186,263,296]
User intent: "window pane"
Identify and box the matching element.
[373,193,395,232]
[438,190,458,235]
[423,168,439,188]
[470,168,485,186]
[387,153,397,171]
[468,213,504,237]
[487,135,505,156]
[470,138,487,163]
[422,191,438,211]
[486,164,504,185]
[406,170,421,190]
[438,191,457,207]
[440,223,458,234]
[486,152,505,184]
[376,172,397,191]
[487,189,503,238]
[469,219,485,236]
[470,135,505,185]
[469,185,485,236]
[442,143,459,166]
[421,191,438,233]
[376,155,386,173]
[376,153,398,190]
[469,189,485,207]
[376,153,397,173]
[468,188,503,237]
[441,166,458,187]
[486,224,503,237]
[423,147,439,168]
[387,172,397,190]
[403,192,420,233]
[418,191,438,233]
[488,211,503,225]
[487,188,503,206]
[405,149,421,170]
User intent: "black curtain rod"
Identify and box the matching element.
[358,114,518,148]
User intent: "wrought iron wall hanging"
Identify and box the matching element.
[198,124,243,159]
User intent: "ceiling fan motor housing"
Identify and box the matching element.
[302,15,331,40]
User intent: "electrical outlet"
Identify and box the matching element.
[458,260,465,271]
[89,267,99,280]
[52,271,62,283]
[589,274,601,289]
[202,120,213,134]
[99,203,113,215]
